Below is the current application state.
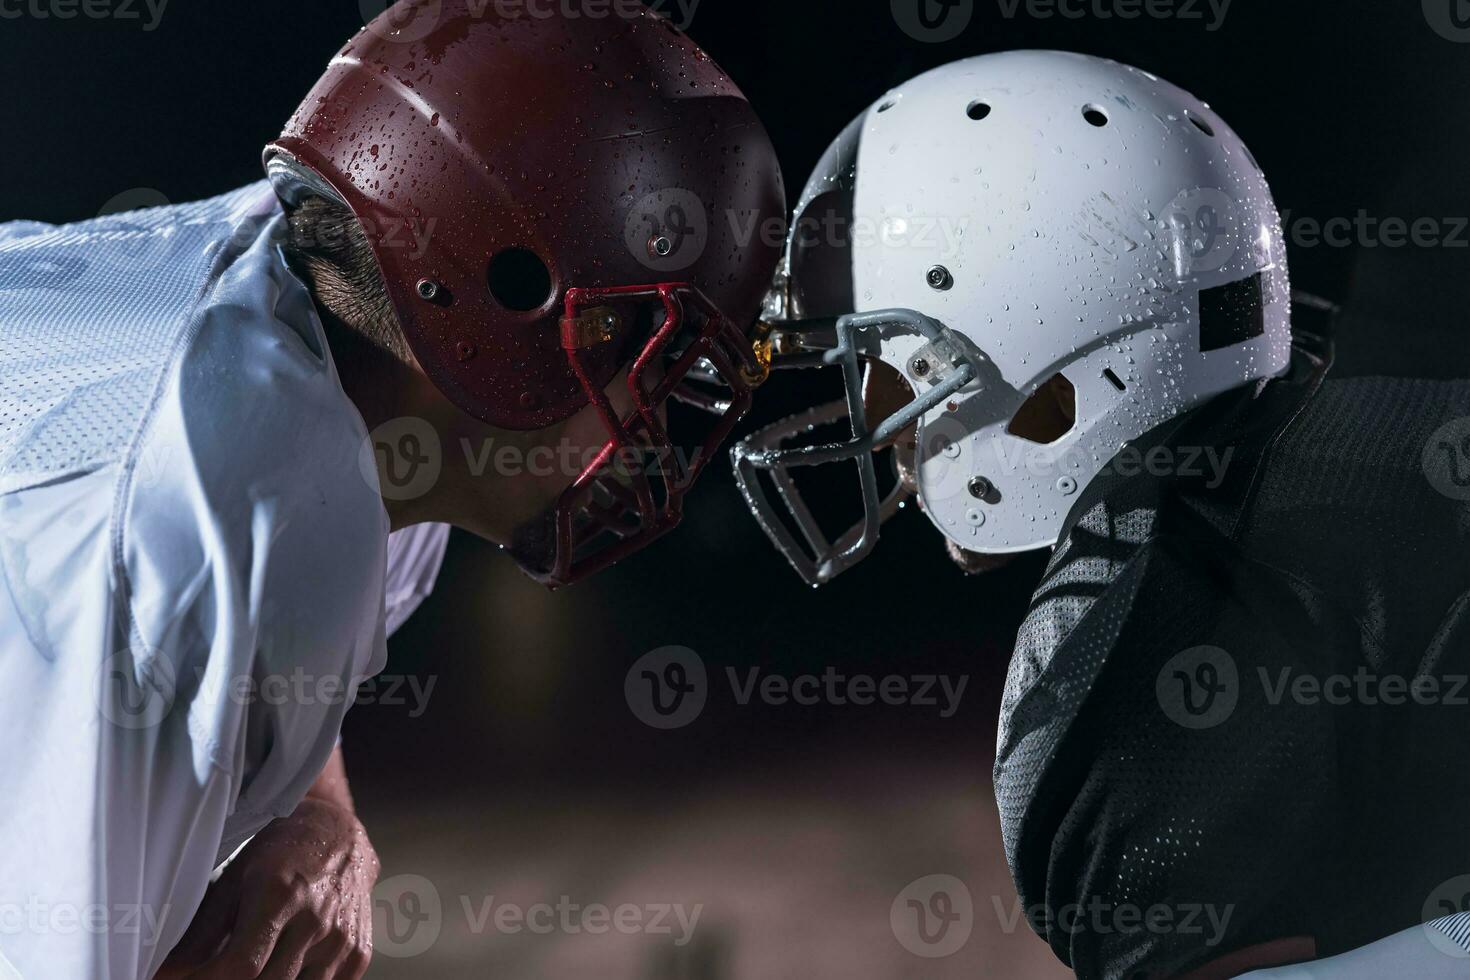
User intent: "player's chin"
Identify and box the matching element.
[508,506,558,577]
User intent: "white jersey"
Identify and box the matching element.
[0,183,433,979]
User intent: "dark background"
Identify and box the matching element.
[5,2,1466,976]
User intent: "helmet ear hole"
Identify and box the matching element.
[1007,374,1077,445]
[966,101,993,121]
[1082,105,1110,127]
[487,247,554,312]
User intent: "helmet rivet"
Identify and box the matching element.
[519,392,538,409]
[910,358,931,379]
[968,476,994,500]
[417,278,441,301]
[1056,476,1078,496]
[648,235,673,258]
[455,341,477,362]
[926,265,953,291]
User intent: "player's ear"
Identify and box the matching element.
[863,359,916,449]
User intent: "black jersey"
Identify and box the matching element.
[994,334,1470,978]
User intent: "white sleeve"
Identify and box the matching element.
[1239,915,1470,978]
[0,195,389,980]
[384,523,451,636]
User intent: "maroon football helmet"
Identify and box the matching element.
[265,0,784,587]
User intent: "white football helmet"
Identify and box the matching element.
[733,50,1292,586]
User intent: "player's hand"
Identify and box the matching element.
[161,797,380,979]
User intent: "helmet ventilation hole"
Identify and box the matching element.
[966,101,992,121]
[1083,105,1110,127]
[1103,368,1127,392]
[1187,111,1216,137]
[487,247,553,312]
[877,100,896,113]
